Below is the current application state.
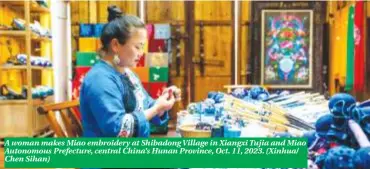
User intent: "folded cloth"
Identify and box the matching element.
[324,146,355,169]
[353,147,370,169]
[315,114,334,138]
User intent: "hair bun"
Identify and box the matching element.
[107,5,123,22]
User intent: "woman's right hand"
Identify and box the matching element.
[154,92,176,116]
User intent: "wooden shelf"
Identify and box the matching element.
[0,96,54,105]
[0,30,26,36]
[4,1,50,13]
[32,35,52,42]
[0,0,53,140]
[30,2,50,13]
[0,99,27,105]
[3,1,25,6]
[0,31,51,42]
[0,65,53,71]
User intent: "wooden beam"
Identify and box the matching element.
[184,1,195,103]
[25,0,34,136]
[146,20,249,26]
[245,3,252,84]
[238,0,243,85]
[231,0,236,84]
[249,2,257,84]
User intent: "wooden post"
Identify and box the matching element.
[25,0,33,136]
[237,1,242,86]
[249,2,256,85]
[231,0,236,84]
[184,1,195,104]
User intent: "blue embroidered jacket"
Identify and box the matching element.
[79,61,169,138]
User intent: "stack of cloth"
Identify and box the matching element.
[12,19,52,38]
[302,93,370,169]
[16,54,52,67]
[0,84,54,100]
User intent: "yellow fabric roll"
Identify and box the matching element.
[330,6,349,95]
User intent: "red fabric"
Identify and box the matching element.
[72,107,81,120]
[149,82,167,99]
[146,24,154,40]
[136,54,145,67]
[147,24,166,52]
[76,67,91,77]
[329,142,338,148]
[317,148,327,154]
[149,39,166,52]
[72,67,91,100]
[72,79,80,100]
[142,82,150,93]
[354,0,364,91]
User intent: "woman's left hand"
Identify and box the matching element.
[162,85,182,101]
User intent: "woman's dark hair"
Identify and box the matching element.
[100,5,145,52]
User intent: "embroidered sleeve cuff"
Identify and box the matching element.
[118,114,135,137]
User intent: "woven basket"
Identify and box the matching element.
[179,124,212,138]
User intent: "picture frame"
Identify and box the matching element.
[260,10,314,88]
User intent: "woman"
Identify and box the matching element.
[80,6,181,138]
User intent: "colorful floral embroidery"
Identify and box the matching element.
[118,114,134,137]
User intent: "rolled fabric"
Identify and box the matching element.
[187,103,200,114]
[202,99,216,116]
[231,88,248,99]
[353,147,370,169]
[358,99,370,108]
[348,119,370,148]
[207,91,217,99]
[324,146,355,169]
[303,130,320,148]
[328,93,356,110]
[279,90,290,96]
[215,95,225,103]
[315,114,334,138]
[249,86,266,99]
[207,92,225,104]
[257,92,269,101]
[351,106,370,135]
[315,153,327,168]
[331,100,352,119]
[326,127,350,146]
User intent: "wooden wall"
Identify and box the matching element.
[240,1,251,84]
[68,1,235,120]
[193,1,232,101]
[70,0,137,58]
[146,1,186,115]
[146,1,234,116]
[70,1,370,107]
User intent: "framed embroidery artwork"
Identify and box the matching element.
[261,10,313,88]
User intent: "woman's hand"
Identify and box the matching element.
[154,92,176,116]
[162,85,182,101]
